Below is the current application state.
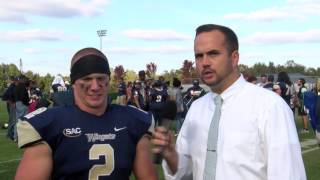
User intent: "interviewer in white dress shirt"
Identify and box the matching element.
[152,24,306,180]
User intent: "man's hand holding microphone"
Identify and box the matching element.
[151,100,179,174]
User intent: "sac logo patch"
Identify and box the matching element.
[63,127,82,137]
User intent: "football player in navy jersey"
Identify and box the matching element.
[116,77,127,105]
[131,80,145,110]
[15,47,157,180]
[149,80,168,125]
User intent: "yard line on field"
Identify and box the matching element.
[302,147,320,154]
[0,169,8,174]
[0,158,20,164]
[0,132,7,135]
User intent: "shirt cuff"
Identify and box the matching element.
[162,159,176,180]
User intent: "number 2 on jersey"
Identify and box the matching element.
[88,144,114,180]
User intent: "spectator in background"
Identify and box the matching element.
[297,78,310,133]
[28,80,41,98]
[164,81,170,92]
[144,78,153,111]
[13,75,30,141]
[36,92,51,109]
[277,71,296,110]
[263,74,274,90]
[247,75,257,84]
[242,71,250,81]
[64,80,71,90]
[183,79,206,110]
[33,87,43,98]
[257,74,267,87]
[149,80,168,125]
[126,81,133,105]
[116,77,127,105]
[51,74,65,92]
[303,85,319,140]
[1,76,18,140]
[138,70,147,104]
[272,83,282,96]
[51,86,73,107]
[28,94,39,113]
[131,80,145,110]
[158,76,166,88]
[170,78,184,133]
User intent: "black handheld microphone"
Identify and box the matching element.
[154,100,177,164]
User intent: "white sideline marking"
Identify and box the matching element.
[0,158,20,164]
[300,139,318,148]
[300,138,320,154]
[302,147,320,154]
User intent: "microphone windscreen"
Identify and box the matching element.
[153,100,177,164]
[160,100,177,120]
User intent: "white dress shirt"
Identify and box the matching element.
[163,75,306,180]
[52,75,65,86]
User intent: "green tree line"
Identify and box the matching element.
[0,63,56,95]
[238,60,320,77]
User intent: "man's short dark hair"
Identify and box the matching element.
[277,71,291,85]
[195,24,238,54]
[299,78,306,85]
[173,78,181,87]
[138,70,145,76]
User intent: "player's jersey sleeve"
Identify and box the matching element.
[125,105,155,140]
[17,119,42,148]
[17,107,60,150]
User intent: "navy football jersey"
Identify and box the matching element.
[149,88,168,122]
[117,82,126,96]
[149,88,168,104]
[131,88,145,109]
[17,104,153,180]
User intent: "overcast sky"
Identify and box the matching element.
[0,0,319,76]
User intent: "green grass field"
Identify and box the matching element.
[0,100,319,179]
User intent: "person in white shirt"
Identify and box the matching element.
[51,74,66,92]
[152,24,306,180]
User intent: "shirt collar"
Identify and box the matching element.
[210,74,247,104]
